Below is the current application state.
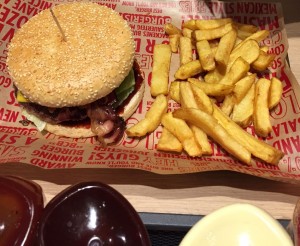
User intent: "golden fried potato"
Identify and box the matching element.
[220,94,235,116]
[252,50,276,71]
[196,40,216,71]
[236,24,259,40]
[237,30,255,40]
[233,73,256,103]
[164,23,182,35]
[253,78,272,137]
[182,28,193,39]
[157,127,183,152]
[232,30,270,53]
[150,44,172,97]
[231,84,255,128]
[189,82,213,114]
[179,82,198,109]
[260,46,269,53]
[213,105,284,165]
[193,23,234,41]
[183,19,197,30]
[195,18,232,30]
[174,60,203,80]
[269,77,283,109]
[204,64,226,83]
[234,22,259,33]
[215,29,237,67]
[227,39,260,70]
[179,36,193,65]
[161,112,202,157]
[219,57,250,85]
[169,81,181,103]
[169,34,181,53]
[188,78,234,96]
[174,108,251,164]
[126,94,168,137]
[190,124,212,155]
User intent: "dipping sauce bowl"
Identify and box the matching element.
[0,176,44,246]
[36,182,151,246]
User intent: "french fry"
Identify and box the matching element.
[220,94,235,116]
[204,64,226,83]
[235,22,259,33]
[188,78,234,96]
[231,84,255,128]
[236,24,259,40]
[193,23,234,41]
[260,46,269,53]
[196,40,215,71]
[169,34,180,53]
[189,125,213,155]
[210,46,218,57]
[232,29,270,53]
[237,30,256,40]
[174,60,203,80]
[269,77,283,109]
[179,36,193,65]
[233,73,256,103]
[189,82,213,114]
[164,23,181,35]
[195,18,232,30]
[169,81,181,103]
[126,94,168,137]
[182,28,193,39]
[161,112,202,157]
[219,57,250,85]
[213,105,284,165]
[179,82,198,109]
[183,19,197,30]
[174,108,251,164]
[215,29,237,67]
[252,50,276,71]
[157,127,183,152]
[180,81,213,114]
[227,39,260,71]
[150,44,171,97]
[179,83,212,154]
[253,78,272,137]
[128,18,285,165]
[234,37,243,48]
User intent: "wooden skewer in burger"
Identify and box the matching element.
[6,2,145,146]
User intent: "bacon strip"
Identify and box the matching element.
[87,103,125,146]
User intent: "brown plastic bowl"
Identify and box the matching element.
[36,181,151,246]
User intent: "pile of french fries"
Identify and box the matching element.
[126,18,285,165]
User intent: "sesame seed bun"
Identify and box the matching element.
[43,81,145,138]
[7,2,135,108]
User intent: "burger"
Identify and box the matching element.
[6,2,145,145]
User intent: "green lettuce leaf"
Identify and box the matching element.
[114,69,135,107]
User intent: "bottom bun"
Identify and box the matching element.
[44,80,145,138]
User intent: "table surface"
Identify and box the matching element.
[2,0,300,221]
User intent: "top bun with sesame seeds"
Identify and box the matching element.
[7,2,135,108]
[6,3,145,145]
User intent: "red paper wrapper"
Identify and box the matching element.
[0,0,299,183]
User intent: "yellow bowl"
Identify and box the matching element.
[180,203,293,246]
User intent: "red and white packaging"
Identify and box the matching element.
[0,0,299,183]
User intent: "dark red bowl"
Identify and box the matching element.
[36,182,151,246]
[0,176,44,246]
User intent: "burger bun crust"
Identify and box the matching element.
[7,3,135,108]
